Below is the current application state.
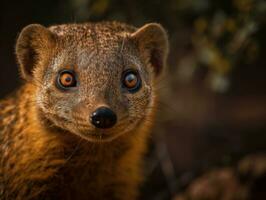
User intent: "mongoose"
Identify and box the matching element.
[0,21,169,200]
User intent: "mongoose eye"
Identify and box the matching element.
[122,70,141,92]
[57,70,77,90]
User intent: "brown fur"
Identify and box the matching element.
[0,21,168,200]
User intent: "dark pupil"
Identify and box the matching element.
[126,74,136,85]
[65,76,72,83]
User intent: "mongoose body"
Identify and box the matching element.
[0,21,168,200]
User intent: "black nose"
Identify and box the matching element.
[90,107,117,129]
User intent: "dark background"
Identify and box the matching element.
[1,0,266,199]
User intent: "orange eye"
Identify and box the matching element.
[57,70,77,89]
[122,70,141,92]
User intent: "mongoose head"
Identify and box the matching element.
[16,22,169,142]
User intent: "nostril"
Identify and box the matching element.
[90,107,117,129]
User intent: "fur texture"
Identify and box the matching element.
[0,21,168,200]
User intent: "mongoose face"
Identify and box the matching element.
[15,22,168,142]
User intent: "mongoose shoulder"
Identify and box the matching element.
[0,21,169,200]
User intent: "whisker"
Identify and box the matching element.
[62,138,83,167]
[119,37,126,54]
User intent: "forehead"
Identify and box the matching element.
[49,23,135,50]
[49,23,140,71]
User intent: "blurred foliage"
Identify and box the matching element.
[175,154,266,200]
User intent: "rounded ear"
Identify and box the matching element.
[16,24,57,81]
[131,23,169,76]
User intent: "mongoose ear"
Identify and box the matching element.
[16,24,56,81]
[131,23,169,76]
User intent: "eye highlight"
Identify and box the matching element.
[56,70,77,90]
[122,70,141,92]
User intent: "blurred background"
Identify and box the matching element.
[1,0,266,199]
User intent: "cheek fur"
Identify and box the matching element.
[36,86,76,122]
[127,85,152,119]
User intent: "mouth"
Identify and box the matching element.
[76,129,122,143]
[89,131,109,139]
[83,132,121,142]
